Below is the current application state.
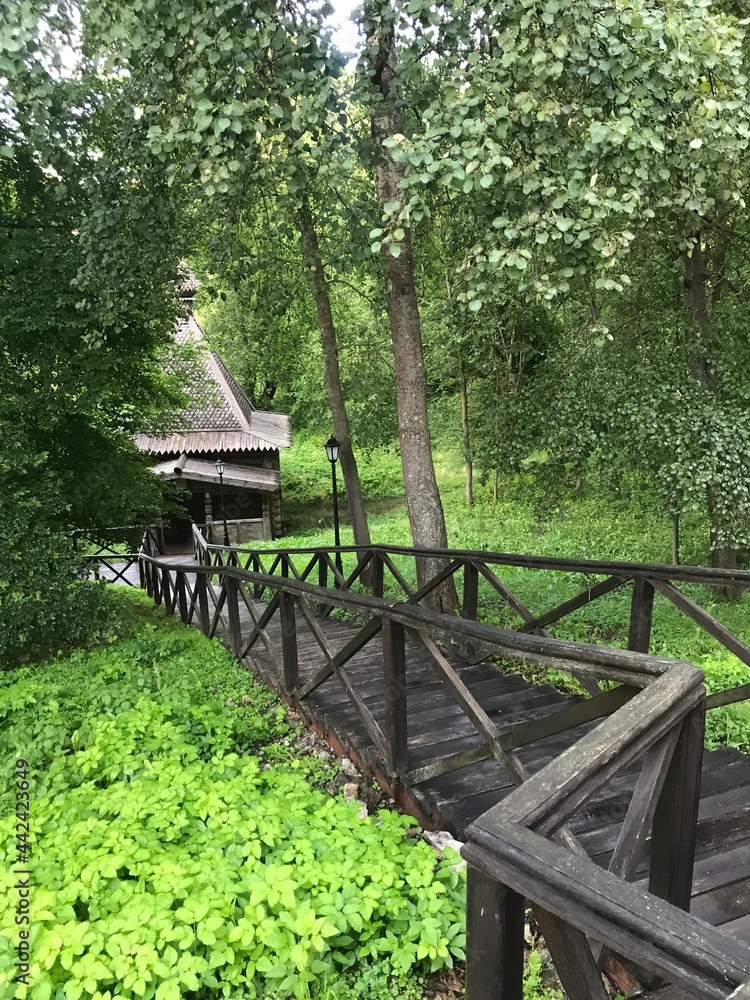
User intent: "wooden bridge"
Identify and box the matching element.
[88,527,750,1000]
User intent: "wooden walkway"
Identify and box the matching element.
[213,590,750,947]
[100,538,750,994]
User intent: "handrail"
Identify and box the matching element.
[201,538,750,589]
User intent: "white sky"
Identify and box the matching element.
[326,0,364,56]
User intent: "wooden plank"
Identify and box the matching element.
[465,865,524,1000]
[406,742,493,785]
[473,560,539,626]
[501,686,632,751]
[408,629,528,785]
[628,578,655,653]
[195,572,210,634]
[279,591,299,694]
[297,618,382,700]
[652,579,750,667]
[407,559,462,606]
[706,684,750,710]
[609,727,682,882]
[382,620,408,777]
[464,827,750,999]
[225,574,242,657]
[380,552,415,599]
[519,576,628,634]
[534,907,610,1000]
[476,664,705,837]
[463,560,479,620]
[649,702,705,911]
[240,593,280,655]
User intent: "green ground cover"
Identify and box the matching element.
[270,439,750,753]
[1,590,469,1000]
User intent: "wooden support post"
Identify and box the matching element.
[253,555,263,600]
[628,578,654,653]
[225,574,242,657]
[649,702,705,911]
[195,572,210,634]
[176,572,188,623]
[463,561,479,620]
[280,592,299,695]
[382,619,407,776]
[371,552,384,599]
[465,865,524,1000]
[316,554,329,617]
[161,566,171,611]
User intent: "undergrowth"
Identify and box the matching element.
[0,591,466,1000]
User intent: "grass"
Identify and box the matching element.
[270,438,750,753]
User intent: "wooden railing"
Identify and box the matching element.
[136,538,750,998]
[87,528,749,999]
[192,529,750,710]
[82,525,162,586]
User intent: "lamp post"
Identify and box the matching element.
[214,458,230,547]
[324,437,343,580]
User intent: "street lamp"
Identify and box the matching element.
[214,457,230,547]
[324,437,343,580]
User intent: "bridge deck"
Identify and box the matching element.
[228,596,750,947]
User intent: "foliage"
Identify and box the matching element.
[0,591,466,1000]
[280,434,404,507]
[522,951,563,1000]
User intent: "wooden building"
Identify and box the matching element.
[134,272,291,548]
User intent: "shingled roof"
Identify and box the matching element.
[134,305,292,456]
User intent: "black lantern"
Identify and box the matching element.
[324,437,340,464]
[324,437,343,580]
[214,458,230,547]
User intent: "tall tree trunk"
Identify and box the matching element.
[298,200,372,571]
[681,239,738,591]
[365,0,458,613]
[459,359,473,506]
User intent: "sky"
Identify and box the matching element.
[326,0,364,56]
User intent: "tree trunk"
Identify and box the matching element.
[681,241,738,594]
[459,360,473,506]
[298,200,372,573]
[365,0,458,613]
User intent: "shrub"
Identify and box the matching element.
[0,592,465,1000]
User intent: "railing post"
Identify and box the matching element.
[195,572,210,635]
[176,572,189,623]
[280,591,299,695]
[371,551,384,599]
[382,619,408,777]
[649,701,705,910]
[317,553,329,617]
[628,577,654,653]
[253,554,263,600]
[462,560,479,620]
[225,573,242,656]
[465,865,524,1000]
[160,566,171,609]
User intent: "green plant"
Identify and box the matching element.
[0,590,465,1000]
[522,950,563,1000]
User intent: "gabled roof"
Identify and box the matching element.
[134,310,292,456]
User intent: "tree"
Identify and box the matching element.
[361,0,458,611]
[389,0,750,567]
[1,1,189,662]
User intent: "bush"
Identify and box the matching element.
[0,516,115,669]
